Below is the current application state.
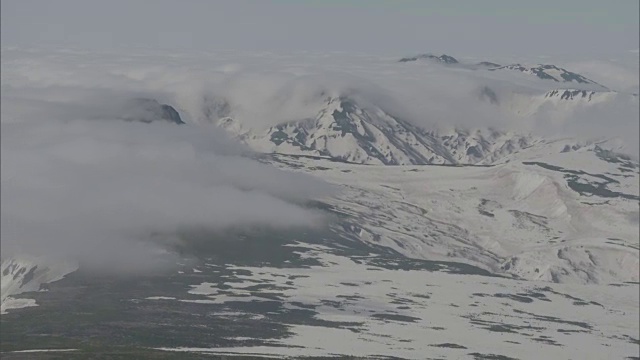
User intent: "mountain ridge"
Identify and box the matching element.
[218,96,540,166]
[398,53,609,89]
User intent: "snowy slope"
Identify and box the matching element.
[1,257,77,314]
[262,145,639,285]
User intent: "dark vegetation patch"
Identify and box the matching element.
[0,225,372,353]
[430,343,467,349]
[535,286,600,307]
[493,293,534,303]
[472,290,551,303]
[464,315,544,334]
[594,146,639,169]
[532,337,563,346]
[468,352,519,360]
[522,161,638,201]
[512,309,592,330]
[557,329,590,334]
[370,313,421,323]
[0,348,284,360]
[429,326,446,331]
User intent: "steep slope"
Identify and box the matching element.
[230,97,451,165]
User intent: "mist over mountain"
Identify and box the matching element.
[1,48,638,358]
[1,0,638,357]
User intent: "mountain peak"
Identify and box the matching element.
[399,53,459,64]
[219,96,537,166]
[121,98,185,124]
[476,61,502,68]
[398,52,608,89]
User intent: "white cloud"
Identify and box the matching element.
[1,85,333,272]
[564,59,639,93]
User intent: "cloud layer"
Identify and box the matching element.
[1,89,333,271]
[1,49,638,271]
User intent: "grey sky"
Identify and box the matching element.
[2,0,638,57]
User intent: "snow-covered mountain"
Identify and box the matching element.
[216,89,634,166]
[218,96,538,165]
[399,53,609,89]
[209,53,635,166]
[488,64,607,88]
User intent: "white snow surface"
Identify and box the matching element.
[1,256,77,314]
[6,349,78,353]
[263,147,639,285]
[152,243,639,359]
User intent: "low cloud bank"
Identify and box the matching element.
[1,94,333,272]
[3,49,637,151]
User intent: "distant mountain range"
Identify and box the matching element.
[398,53,608,89]
[210,52,634,165]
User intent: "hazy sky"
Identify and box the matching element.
[2,0,638,57]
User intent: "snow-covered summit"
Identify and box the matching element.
[398,52,607,89]
[219,96,537,165]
